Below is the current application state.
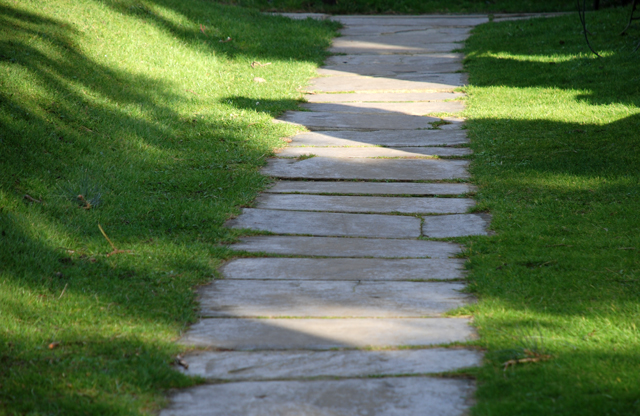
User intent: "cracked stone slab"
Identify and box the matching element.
[423,214,491,238]
[279,111,440,130]
[308,73,466,92]
[180,348,482,380]
[330,15,489,26]
[330,40,462,55]
[277,146,470,158]
[221,258,465,281]
[255,194,475,215]
[181,317,476,349]
[299,101,464,115]
[263,158,470,181]
[306,92,464,103]
[231,236,462,258]
[266,181,476,196]
[289,130,468,147]
[227,208,421,238]
[197,280,470,317]
[339,25,471,37]
[160,377,475,416]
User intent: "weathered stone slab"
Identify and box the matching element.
[299,101,464,115]
[181,317,476,348]
[306,92,464,103]
[325,53,463,66]
[339,25,471,37]
[255,194,474,215]
[422,214,491,238]
[277,146,471,158]
[279,111,439,130]
[227,208,421,238]
[266,181,476,195]
[180,348,482,380]
[289,130,468,147]
[330,39,462,55]
[198,280,469,317]
[330,15,489,26]
[308,74,466,92]
[231,236,461,258]
[317,66,464,78]
[160,377,475,416]
[267,12,329,20]
[263,158,470,180]
[221,258,465,281]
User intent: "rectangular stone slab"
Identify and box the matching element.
[289,130,468,147]
[299,101,464,115]
[317,66,464,77]
[331,16,489,26]
[181,317,476,349]
[197,280,469,318]
[308,74,466,92]
[160,377,475,416]
[339,25,471,37]
[276,146,471,158]
[306,92,464,103]
[180,348,482,380]
[255,194,475,215]
[329,40,461,55]
[263,158,470,180]
[279,111,439,130]
[227,208,421,238]
[266,181,476,196]
[220,258,465,281]
[423,214,491,238]
[325,53,463,66]
[231,236,462,258]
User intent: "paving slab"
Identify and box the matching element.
[255,194,475,215]
[160,377,475,416]
[220,258,465,281]
[306,92,464,103]
[423,214,491,238]
[227,208,421,238]
[330,40,462,55]
[267,12,329,20]
[180,348,483,380]
[265,181,476,195]
[300,101,464,115]
[325,53,463,66]
[279,111,440,130]
[263,158,470,180]
[339,26,471,38]
[331,15,489,26]
[197,280,469,317]
[308,73,466,92]
[231,236,462,258]
[181,317,476,349]
[277,146,471,158]
[317,66,464,77]
[289,130,468,147]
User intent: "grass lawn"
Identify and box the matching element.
[0,0,338,414]
[460,8,640,415]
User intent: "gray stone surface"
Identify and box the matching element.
[308,73,466,92]
[227,208,421,238]
[277,146,471,158]
[300,101,464,115]
[263,158,470,180]
[331,15,489,26]
[231,236,462,258]
[220,258,465,281]
[268,12,329,20]
[266,181,476,195]
[423,214,490,238]
[289,130,468,147]
[338,25,471,37]
[330,39,462,55]
[306,92,464,103]
[197,280,469,317]
[181,317,476,349]
[180,348,483,380]
[325,53,463,67]
[160,377,475,416]
[279,111,439,130]
[255,194,475,215]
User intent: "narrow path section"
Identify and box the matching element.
[162,14,489,416]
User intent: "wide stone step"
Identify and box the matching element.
[329,40,462,55]
[277,146,471,158]
[338,26,471,38]
[279,111,439,130]
[265,181,476,196]
[331,15,489,26]
[308,74,466,93]
[181,317,476,349]
[300,101,464,115]
[179,348,482,380]
[289,130,468,147]
[263,158,470,181]
[255,194,475,215]
[306,92,464,103]
[160,377,475,416]
[423,214,490,238]
[325,53,463,67]
[197,281,469,318]
[221,258,465,281]
[231,236,462,258]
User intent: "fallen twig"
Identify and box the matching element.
[59,283,68,299]
[503,350,552,371]
[98,224,131,257]
[24,194,42,203]
[251,61,272,68]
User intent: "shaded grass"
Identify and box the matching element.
[0,0,338,414]
[459,9,640,416]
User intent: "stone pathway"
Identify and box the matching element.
[161,14,495,416]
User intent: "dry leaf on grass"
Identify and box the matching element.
[503,349,552,371]
[251,61,272,68]
[253,77,266,83]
